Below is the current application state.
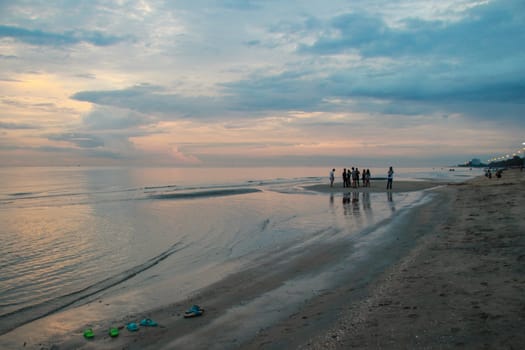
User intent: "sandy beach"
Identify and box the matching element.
[6,170,524,349]
[302,168,525,349]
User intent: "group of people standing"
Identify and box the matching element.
[329,166,395,190]
[342,167,371,188]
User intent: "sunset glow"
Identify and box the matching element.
[1,0,524,167]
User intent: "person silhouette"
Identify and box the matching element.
[386,166,394,190]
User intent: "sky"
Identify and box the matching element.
[1,0,524,167]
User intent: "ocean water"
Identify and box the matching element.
[0,166,482,339]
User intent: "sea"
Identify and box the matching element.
[0,166,482,344]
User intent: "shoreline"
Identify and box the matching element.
[0,178,441,349]
[27,183,437,349]
[303,168,525,349]
[3,172,524,349]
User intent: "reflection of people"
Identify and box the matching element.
[362,191,371,211]
[352,192,360,213]
[342,193,351,215]
[343,192,361,216]
[387,191,395,211]
[329,168,335,187]
[386,166,394,190]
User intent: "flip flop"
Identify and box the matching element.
[108,327,119,337]
[184,305,204,318]
[83,328,94,339]
[126,322,139,332]
[140,318,158,327]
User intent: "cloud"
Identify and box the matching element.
[0,142,125,160]
[74,73,97,80]
[48,133,104,148]
[291,0,525,110]
[0,25,131,46]
[82,107,153,130]
[67,0,524,125]
[2,0,523,166]
[170,146,202,165]
[0,121,39,129]
[37,145,125,160]
[220,0,265,11]
[72,83,164,104]
[44,131,143,161]
[300,0,525,58]
[71,84,228,119]
[0,54,17,59]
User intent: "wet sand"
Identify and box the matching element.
[9,171,525,349]
[304,179,443,194]
[302,169,525,349]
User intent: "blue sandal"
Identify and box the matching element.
[184,305,204,318]
[140,318,158,327]
[126,322,139,332]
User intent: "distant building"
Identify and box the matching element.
[471,158,481,166]
[458,158,486,167]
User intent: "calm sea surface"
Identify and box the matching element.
[0,166,482,337]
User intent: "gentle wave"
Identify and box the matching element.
[0,242,183,336]
[8,192,37,197]
[144,185,177,191]
[149,188,261,200]
[1,182,279,208]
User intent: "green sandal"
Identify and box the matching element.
[109,327,119,337]
[83,328,94,339]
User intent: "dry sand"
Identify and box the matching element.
[301,169,525,349]
[25,170,525,349]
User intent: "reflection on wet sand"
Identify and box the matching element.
[387,191,396,212]
[340,191,396,219]
[362,191,371,211]
[342,192,364,217]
